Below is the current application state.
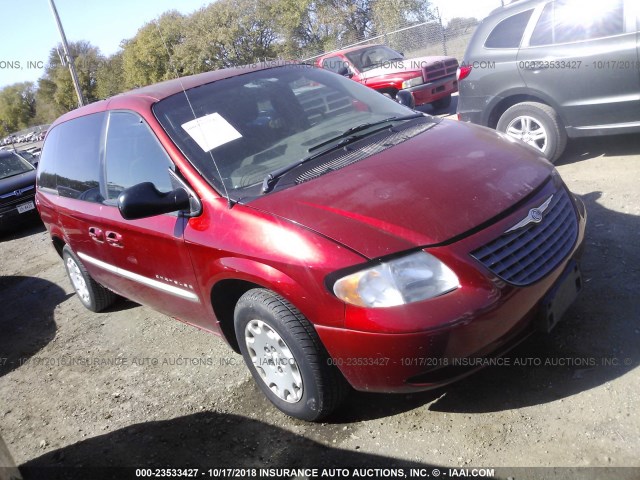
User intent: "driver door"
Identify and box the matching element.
[95,110,210,327]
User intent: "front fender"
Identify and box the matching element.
[203,257,346,330]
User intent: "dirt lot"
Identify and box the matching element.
[1,127,639,480]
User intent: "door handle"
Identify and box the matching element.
[105,231,123,247]
[88,227,104,242]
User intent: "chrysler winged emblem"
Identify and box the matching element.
[505,195,553,234]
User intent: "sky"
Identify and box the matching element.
[0,0,208,88]
[0,0,502,89]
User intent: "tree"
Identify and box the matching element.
[96,52,125,99]
[121,11,186,88]
[22,0,440,124]
[37,41,104,117]
[272,0,376,58]
[0,82,36,133]
[371,0,433,35]
[446,17,479,35]
[175,0,279,74]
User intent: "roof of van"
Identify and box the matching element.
[49,61,294,128]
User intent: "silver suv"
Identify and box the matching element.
[457,0,640,161]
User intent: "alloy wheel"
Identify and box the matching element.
[506,115,548,152]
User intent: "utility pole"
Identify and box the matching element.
[48,0,84,108]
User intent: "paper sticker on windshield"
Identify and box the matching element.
[181,113,242,152]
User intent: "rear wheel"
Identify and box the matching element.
[62,246,116,312]
[234,288,348,421]
[497,101,567,162]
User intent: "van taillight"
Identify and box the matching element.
[457,65,472,81]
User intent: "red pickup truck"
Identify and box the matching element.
[316,44,459,110]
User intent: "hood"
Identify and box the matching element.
[248,120,553,259]
[359,55,454,81]
[0,170,36,194]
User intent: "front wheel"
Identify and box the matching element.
[234,289,348,421]
[62,246,117,312]
[497,101,567,162]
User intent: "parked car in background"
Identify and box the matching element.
[37,63,585,421]
[317,44,459,110]
[16,150,39,166]
[457,0,640,162]
[0,150,38,231]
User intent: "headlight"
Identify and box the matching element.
[333,251,459,308]
[402,76,424,89]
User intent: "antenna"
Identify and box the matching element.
[152,22,233,208]
[48,0,84,108]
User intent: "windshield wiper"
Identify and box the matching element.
[262,113,425,194]
[261,131,379,194]
[308,113,425,153]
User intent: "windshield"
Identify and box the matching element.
[345,46,404,72]
[153,65,417,200]
[0,153,34,180]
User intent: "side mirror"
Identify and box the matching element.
[396,90,416,109]
[117,182,191,220]
[337,66,353,78]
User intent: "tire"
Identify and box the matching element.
[431,94,452,111]
[62,245,117,312]
[234,288,348,421]
[497,101,567,163]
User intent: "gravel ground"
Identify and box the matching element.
[1,128,639,480]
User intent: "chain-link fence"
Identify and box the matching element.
[303,18,479,64]
[301,0,511,64]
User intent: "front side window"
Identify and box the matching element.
[530,0,624,46]
[153,65,416,200]
[485,9,534,48]
[104,111,175,201]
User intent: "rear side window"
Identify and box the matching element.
[37,129,58,190]
[530,0,624,46]
[39,113,105,202]
[104,111,175,201]
[485,9,534,48]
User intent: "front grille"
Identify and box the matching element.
[423,58,459,82]
[0,185,35,208]
[471,188,578,286]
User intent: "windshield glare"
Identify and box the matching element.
[345,46,404,72]
[153,65,415,199]
[0,153,34,180]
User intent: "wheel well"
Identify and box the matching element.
[488,94,548,129]
[377,87,398,98]
[210,279,262,353]
[52,236,65,258]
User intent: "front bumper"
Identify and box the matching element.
[316,185,587,393]
[405,74,458,106]
[0,194,38,230]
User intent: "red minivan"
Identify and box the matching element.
[36,63,586,421]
